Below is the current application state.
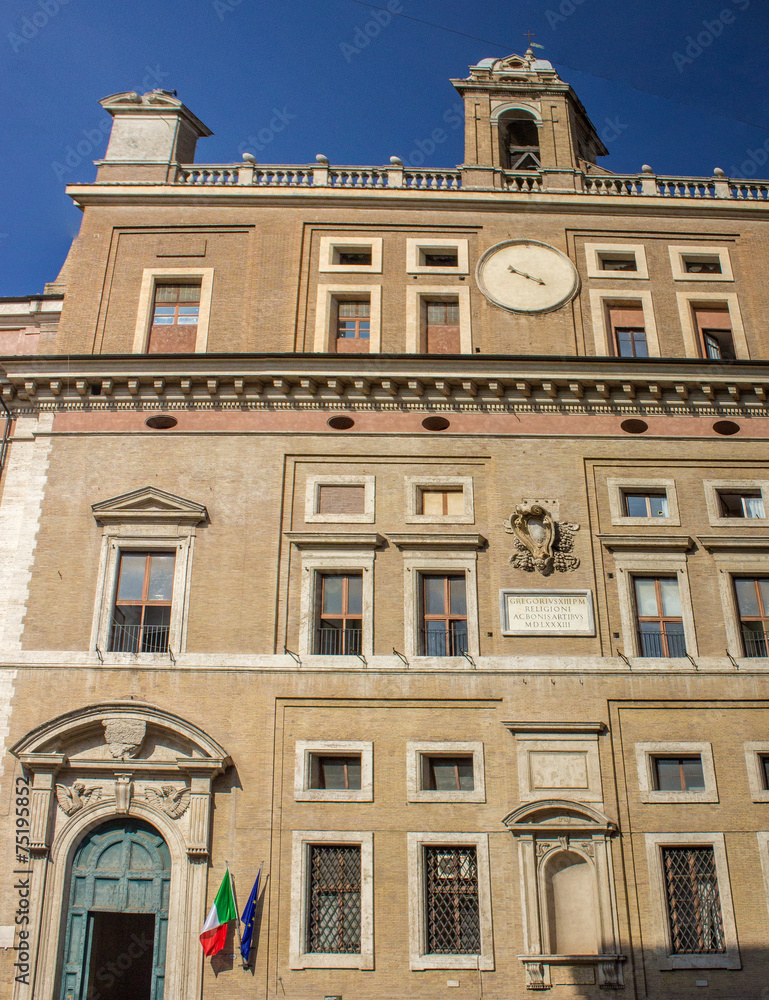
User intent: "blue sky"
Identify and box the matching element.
[1,0,767,295]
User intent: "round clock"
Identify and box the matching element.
[476,239,580,314]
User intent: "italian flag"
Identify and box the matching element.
[200,869,237,956]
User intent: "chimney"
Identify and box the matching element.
[95,90,213,182]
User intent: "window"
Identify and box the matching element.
[504,116,541,170]
[315,573,362,655]
[718,490,765,519]
[662,847,724,954]
[634,742,717,803]
[743,742,769,802]
[589,290,659,355]
[294,740,373,802]
[694,306,735,360]
[110,552,174,653]
[623,491,669,518]
[305,475,375,524]
[406,239,469,275]
[318,237,382,273]
[653,756,705,792]
[584,243,648,280]
[734,577,769,657]
[424,300,460,354]
[148,283,200,353]
[407,833,493,970]
[290,831,374,968]
[668,245,733,282]
[336,300,370,354]
[609,304,647,358]
[421,575,467,656]
[644,833,739,969]
[405,476,475,524]
[634,577,686,657]
[676,293,747,360]
[133,268,214,353]
[406,742,485,802]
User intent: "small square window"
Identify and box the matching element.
[744,742,769,802]
[295,740,373,802]
[653,756,705,792]
[305,476,375,524]
[600,254,638,272]
[685,258,722,274]
[423,755,474,791]
[420,488,464,516]
[718,491,764,519]
[310,754,362,790]
[318,485,366,516]
[584,243,648,280]
[405,477,474,524]
[623,492,669,518]
[422,249,459,268]
[669,246,733,282]
[319,237,382,273]
[406,239,469,275]
[336,249,372,266]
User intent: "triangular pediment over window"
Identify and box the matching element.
[92,486,208,526]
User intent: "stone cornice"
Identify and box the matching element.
[697,535,769,552]
[599,534,694,551]
[284,532,386,550]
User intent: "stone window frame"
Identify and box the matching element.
[318,236,383,273]
[744,743,769,803]
[634,741,718,804]
[644,832,740,970]
[515,734,604,804]
[588,289,660,357]
[289,830,374,970]
[675,291,748,360]
[297,550,376,658]
[711,550,769,659]
[304,474,376,524]
[294,739,374,803]
[401,549,481,659]
[704,479,769,528]
[314,284,382,352]
[404,476,475,525]
[405,285,473,354]
[584,242,649,280]
[406,741,486,803]
[606,477,681,528]
[668,245,734,282]
[755,832,769,922]
[612,550,697,659]
[406,831,494,971]
[132,267,214,353]
[406,238,470,275]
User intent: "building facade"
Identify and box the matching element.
[2,49,769,999]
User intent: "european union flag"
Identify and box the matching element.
[240,868,261,964]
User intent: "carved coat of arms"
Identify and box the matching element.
[505,502,580,576]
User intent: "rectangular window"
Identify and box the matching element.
[760,755,769,790]
[423,756,475,791]
[421,575,468,656]
[307,845,362,954]
[148,283,200,353]
[600,254,638,272]
[424,300,460,354]
[685,258,722,275]
[336,249,372,266]
[718,490,765,519]
[654,757,705,792]
[420,488,465,516]
[734,577,769,657]
[422,250,459,268]
[110,551,174,653]
[424,847,480,955]
[336,300,370,354]
[310,755,362,790]
[623,491,669,518]
[662,847,725,955]
[634,577,686,657]
[317,484,366,516]
[608,305,647,358]
[693,306,735,360]
[316,573,363,655]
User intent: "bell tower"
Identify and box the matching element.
[451,50,609,191]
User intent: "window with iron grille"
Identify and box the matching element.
[734,577,769,657]
[307,845,362,954]
[662,847,725,954]
[633,576,686,657]
[425,846,480,954]
[110,551,174,653]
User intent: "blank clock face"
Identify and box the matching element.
[476,240,580,314]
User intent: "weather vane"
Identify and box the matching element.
[524,30,536,47]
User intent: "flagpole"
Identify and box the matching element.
[241,861,264,969]
[228,865,245,962]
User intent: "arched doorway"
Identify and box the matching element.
[60,818,171,1000]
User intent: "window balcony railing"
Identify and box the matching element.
[420,626,469,657]
[314,627,362,656]
[109,619,170,654]
[637,626,687,658]
[742,627,769,658]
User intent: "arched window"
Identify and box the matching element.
[502,113,541,170]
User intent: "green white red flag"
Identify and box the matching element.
[200,869,237,956]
